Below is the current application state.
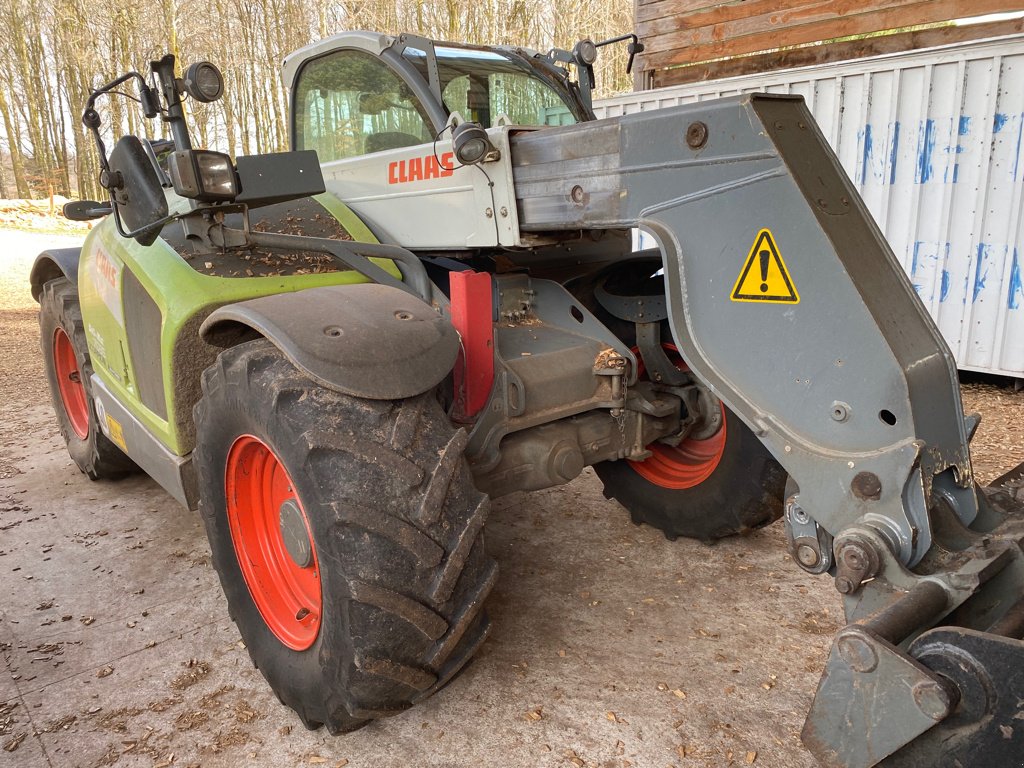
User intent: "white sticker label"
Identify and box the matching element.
[94,247,124,325]
[93,396,108,435]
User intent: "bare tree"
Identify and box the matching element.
[1,0,636,198]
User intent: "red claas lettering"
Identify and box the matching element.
[388,153,455,184]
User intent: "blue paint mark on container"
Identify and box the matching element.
[994,113,1009,133]
[888,121,900,184]
[911,241,921,276]
[973,244,989,303]
[958,116,971,135]
[917,119,936,183]
[860,124,873,185]
[940,269,950,303]
[1014,118,1022,181]
[953,141,964,181]
[1009,249,1022,310]
[941,119,965,184]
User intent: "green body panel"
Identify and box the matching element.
[313,192,379,242]
[77,193,390,456]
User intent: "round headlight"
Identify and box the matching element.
[452,122,495,166]
[574,39,598,66]
[183,62,224,103]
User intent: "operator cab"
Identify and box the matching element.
[287,32,590,163]
[281,31,634,253]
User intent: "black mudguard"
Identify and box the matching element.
[200,282,459,400]
[30,248,82,301]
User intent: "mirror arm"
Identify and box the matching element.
[109,204,176,242]
[594,33,645,74]
[82,71,154,124]
[81,204,112,218]
[82,70,159,175]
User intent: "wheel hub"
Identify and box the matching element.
[279,498,313,568]
[224,435,321,650]
[52,327,89,440]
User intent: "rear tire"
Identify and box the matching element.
[39,277,136,480]
[194,340,496,733]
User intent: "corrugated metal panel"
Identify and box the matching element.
[595,35,1024,378]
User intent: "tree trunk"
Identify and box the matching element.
[0,85,29,198]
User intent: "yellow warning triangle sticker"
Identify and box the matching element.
[731,228,799,304]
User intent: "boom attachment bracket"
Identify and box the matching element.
[509,93,1024,766]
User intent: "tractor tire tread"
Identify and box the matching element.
[347,579,449,641]
[194,339,495,734]
[39,278,136,480]
[597,436,786,541]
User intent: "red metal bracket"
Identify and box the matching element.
[449,270,494,422]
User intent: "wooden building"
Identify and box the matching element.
[635,0,1024,89]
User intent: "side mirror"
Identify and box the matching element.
[62,200,112,221]
[106,135,169,246]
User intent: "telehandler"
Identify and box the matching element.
[32,30,1024,767]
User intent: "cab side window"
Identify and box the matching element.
[295,50,431,162]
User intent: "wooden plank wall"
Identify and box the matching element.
[637,0,1024,88]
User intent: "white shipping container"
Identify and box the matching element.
[596,35,1024,378]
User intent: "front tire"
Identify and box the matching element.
[39,277,136,480]
[194,340,496,733]
[594,405,786,541]
[578,264,786,541]
[594,340,786,542]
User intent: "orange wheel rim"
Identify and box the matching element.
[628,343,727,490]
[225,435,321,650]
[53,327,89,439]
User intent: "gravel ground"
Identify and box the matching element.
[1,228,1022,768]
[960,378,1024,484]
[0,231,82,479]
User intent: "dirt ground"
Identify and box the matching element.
[1,229,1022,768]
[0,200,92,237]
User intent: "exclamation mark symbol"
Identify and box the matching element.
[759,250,770,293]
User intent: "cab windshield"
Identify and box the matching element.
[403,46,580,128]
[293,43,581,163]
